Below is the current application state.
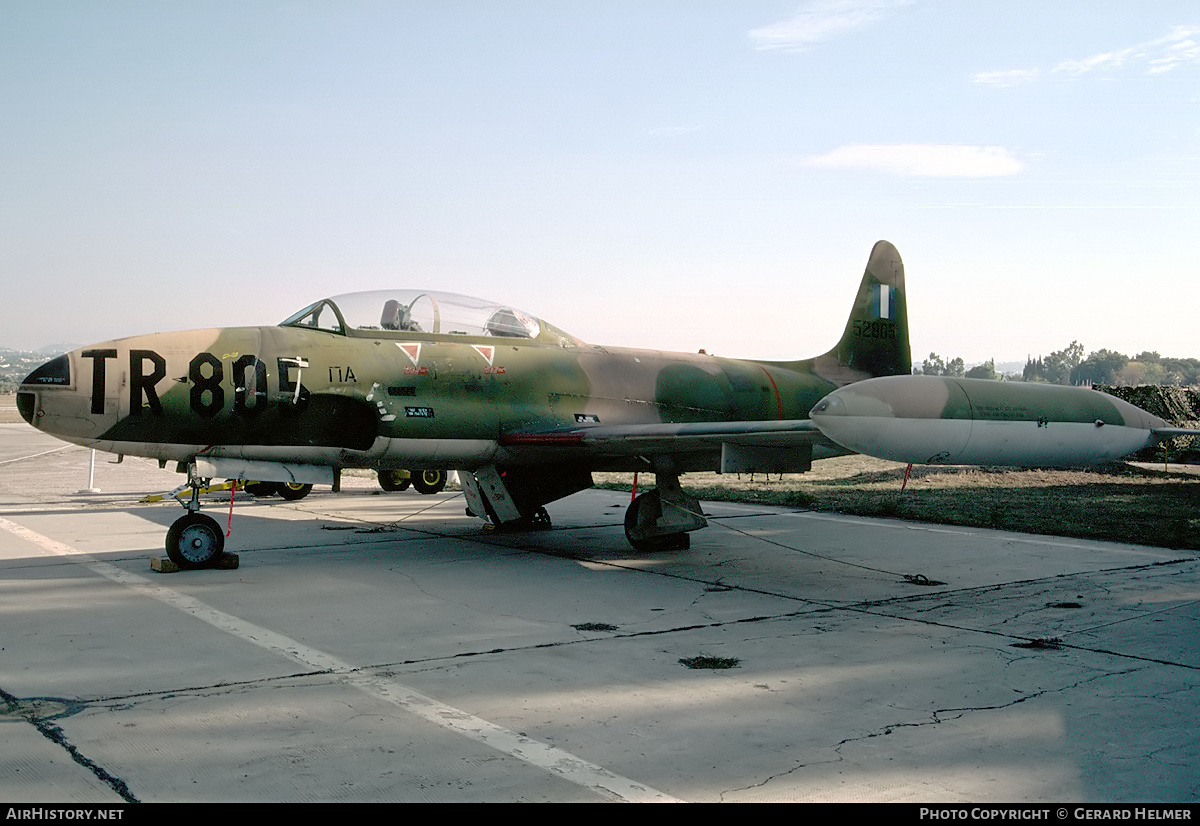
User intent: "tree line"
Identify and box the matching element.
[917,342,1200,386]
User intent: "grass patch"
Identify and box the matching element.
[679,655,741,670]
[572,622,618,632]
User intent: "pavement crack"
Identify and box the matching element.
[0,685,139,803]
[717,666,1148,800]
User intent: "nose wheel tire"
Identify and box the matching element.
[166,512,225,569]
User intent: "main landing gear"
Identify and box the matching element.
[377,469,448,494]
[165,468,226,570]
[461,462,706,552]
[242,481,313,500]
[622,471,706,552]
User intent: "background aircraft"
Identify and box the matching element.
[18,241,910,566]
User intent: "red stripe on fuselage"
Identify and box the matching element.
[758,366,783,420]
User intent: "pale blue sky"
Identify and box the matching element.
[2,1,1197,366]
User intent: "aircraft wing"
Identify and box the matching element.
[500,418,846,471]
[499,417,1200,470]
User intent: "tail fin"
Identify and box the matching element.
[808,240,912,385]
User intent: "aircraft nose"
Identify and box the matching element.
[17,353,73,427]
[16,391,36,425]
[21,354,71,389]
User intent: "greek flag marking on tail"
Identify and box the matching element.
[874,284,894,320]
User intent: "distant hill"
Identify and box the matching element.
[35,343,80,355]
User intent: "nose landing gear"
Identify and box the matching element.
[164,466,227,570]
[165,511,225,569]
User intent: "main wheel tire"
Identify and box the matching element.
[377,470,411,492]
[166,512,225,570]
[244,481,280,497]
[278,482,313,501]
[626,530,690,552]
[624,492,689,552]
[410,469,447,495]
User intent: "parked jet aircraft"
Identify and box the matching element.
[17,241,909,565]
[20,240,1191,569]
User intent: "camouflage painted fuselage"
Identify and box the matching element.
[19,321,854,473]
[19,239,912,518]
[19,242,921,552]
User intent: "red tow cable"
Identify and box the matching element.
[226,479,238,536]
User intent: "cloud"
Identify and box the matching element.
[749,0,915,52]
[976,25,1200,86]
[1056,25,1200,77]
[801,144,1024,177]
[1146,25,1200,73]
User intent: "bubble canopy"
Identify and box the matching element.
[279,290,545,340]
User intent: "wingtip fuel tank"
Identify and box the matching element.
[810,375,1168,467]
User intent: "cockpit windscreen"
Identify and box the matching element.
[280,290,542,339]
